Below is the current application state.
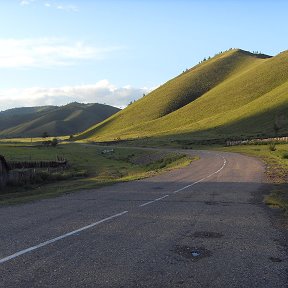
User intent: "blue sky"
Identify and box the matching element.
[0,0,287,110]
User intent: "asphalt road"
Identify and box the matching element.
[0,150,287,288]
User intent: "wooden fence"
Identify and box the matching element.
[8,159,67,170]
[226,136,288,146]
[0,155,68,189]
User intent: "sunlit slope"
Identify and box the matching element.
[79,49,288,141]
[0,103,120,137]
[132,49,288,137]
[79,49,267,139]
[157,78,288,138]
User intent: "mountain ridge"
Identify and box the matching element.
[0,102,120,138]
[77,49,288,142]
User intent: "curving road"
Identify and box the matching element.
[0,150,287,287]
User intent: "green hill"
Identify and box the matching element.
[0,102,120,138]
[77,49,288,142]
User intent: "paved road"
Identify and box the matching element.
[0,150,287,288]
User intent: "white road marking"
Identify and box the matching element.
[173,155,227,194]
[0,210,128,265]
[0,154,227,264]
[139,194,169,207]
[139,154,227,207]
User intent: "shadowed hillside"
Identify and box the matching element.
[77,49,288,142]
[0,102,120,138]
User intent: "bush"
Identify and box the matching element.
[51,138,58,147]
[282,152,288,159]
[269,143,276,151]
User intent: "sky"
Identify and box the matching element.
[0,0,287,110]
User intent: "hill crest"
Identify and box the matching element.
[77,48,288,142]
[0,102,120,138]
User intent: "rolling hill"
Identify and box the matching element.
[77,49,288,143]
[0,102,120,138]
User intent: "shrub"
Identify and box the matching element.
[282,152,288,159]
[269,143,276,151]
[51,138,58,147]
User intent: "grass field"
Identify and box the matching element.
[76,49,288,142]
[1,138,287,218]
[0,142,194,205]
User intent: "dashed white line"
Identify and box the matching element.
[0,210,128,265]
[139,154,227,207]
[173,155,227,194]
[0,154,227,265]
[139,194,169,207]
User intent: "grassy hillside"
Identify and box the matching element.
[77,49,288,142]
[0,106,56,131]
[0,102,120,138]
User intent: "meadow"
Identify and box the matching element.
[1,137,287,218]
[0,141,193,205]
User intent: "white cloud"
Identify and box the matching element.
[54,4,78,12]
[19,0,35,5]
[19,0,78,12]
[0,80,155,111]
[0,38,122,68]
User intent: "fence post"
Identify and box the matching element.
[0,155,9,189]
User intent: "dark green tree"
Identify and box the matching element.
[51,138,58,147]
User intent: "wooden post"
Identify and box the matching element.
[0,155,9,189]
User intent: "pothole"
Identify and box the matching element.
[153,186,163,190]
[269,257,282,263]
[193,231,223,239]
[174,245,212,261]
[191,251,200,257]
[205,201,218,205]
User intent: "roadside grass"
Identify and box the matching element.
[0,142,194,205]
[219,143,288,215]
[145,154,187,170]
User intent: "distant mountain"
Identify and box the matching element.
[0,106,56,116]
[77,49,288,142]
[0,102,120,138]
